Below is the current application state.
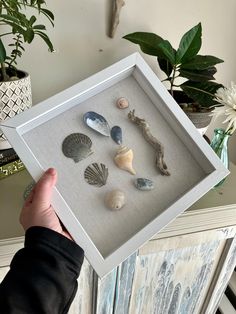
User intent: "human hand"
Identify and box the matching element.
[20,168,72,240]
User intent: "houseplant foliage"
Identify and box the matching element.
[0,0,54,81]
[124,23,224,112]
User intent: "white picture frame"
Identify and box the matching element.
[1,53,229,277]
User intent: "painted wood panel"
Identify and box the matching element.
[201,235,236,313]
[129,240,223,314]
[114,252,137,314]
[69,258,94,314]
[95,268,117,314]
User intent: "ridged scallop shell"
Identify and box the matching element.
[62,133,93,163]
[134,178,154,191]
[105,189,125,211]
[114,145,136,175]
[83,111,110,136]
[111,126,122,145]
[84,163,108,187]
[116,97,129,109]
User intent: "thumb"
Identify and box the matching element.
[33,168,57,209]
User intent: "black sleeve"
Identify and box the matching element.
[0,226,84,314]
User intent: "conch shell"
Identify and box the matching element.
[105,189,125,211]
[114,145,136,175]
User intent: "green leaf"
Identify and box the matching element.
[181,80,223,107]
[158,40,176,65]
[0,38,7,62]
[181,55,224,70]
[33,24,46,30]
[35,31,54,51]
[29,15,36,26]
[123,32,165,57]
[25,28,34,43]
[179,67,217,81]
[0,14,20,24]
[157,57,173,77]
[40,8,54,26]
[176,23,202,64]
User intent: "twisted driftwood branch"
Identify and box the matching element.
[128,110,170,176]
[109,0,125,38]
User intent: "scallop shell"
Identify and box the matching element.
[105,189,125,211]
[134,178,154,191]
[84,163,108,187]
[111,126,122,145]
[116,97,129,109]
[114,145,136,175]
[62,133,93,163]
[83,111,110,136]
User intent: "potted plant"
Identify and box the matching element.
[0,0,54,149]
[124,23,224,132]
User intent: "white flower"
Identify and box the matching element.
[211,82,236,134]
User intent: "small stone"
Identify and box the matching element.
[134,178,154,191]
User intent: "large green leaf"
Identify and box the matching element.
[181,55,224,70]
[176,23,202,64]
[181,81,223,107]
[0,39,6,63]
[157,57,173,77]
[25,28,34,43]
[158,40,176,65]
[179,67,217,81]
[123,32,165,57]
[35,30,54,52]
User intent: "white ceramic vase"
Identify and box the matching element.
[0,71,32,150]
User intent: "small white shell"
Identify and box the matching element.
[105,189,125,211]
[116,97,129,109]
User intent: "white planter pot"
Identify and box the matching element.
[0,71,32,149]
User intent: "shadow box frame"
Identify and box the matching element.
[1,53,229,277]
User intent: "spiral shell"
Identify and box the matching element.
[114,145,136,175]
[116,97,129,109]
[62,133,93,163]
[105,189,125,211]
[84,163,108,187]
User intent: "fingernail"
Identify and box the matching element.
[45,168,56,176]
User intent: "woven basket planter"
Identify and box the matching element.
[0,71,32,149]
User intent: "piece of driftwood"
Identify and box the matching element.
[109,0,125,38]
[128,110,170,176]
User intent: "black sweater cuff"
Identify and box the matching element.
[25,226,84,273]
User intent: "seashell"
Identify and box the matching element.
[114,145,136,175]
[111,126,122,145]
[62,133,93,163]
[84,163,108,187]
[116,97,129,109]
[83,111,110,136]
[134,178,154,191]
[105,189,125,211]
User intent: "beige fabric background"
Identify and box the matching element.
[23,76,206,257]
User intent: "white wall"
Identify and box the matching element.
[17,0,236,162]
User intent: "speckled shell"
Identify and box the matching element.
[114,145,136,175]
[111,126,122,145]
[116,97,129,109]
[105,189,125,211]
[83,111,110,136]
[62,133,93,163]
[84,163,108,187]
[134,178,154,191]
